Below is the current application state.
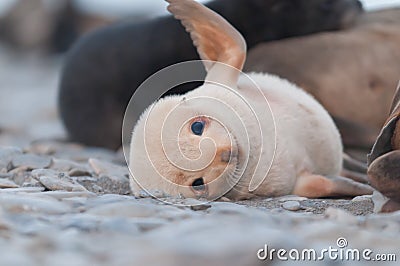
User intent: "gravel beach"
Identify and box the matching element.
[0,47,398,266]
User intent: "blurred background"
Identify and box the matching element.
[0,0,399,149]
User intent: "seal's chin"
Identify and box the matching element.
[201,145,242,200]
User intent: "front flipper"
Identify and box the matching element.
[293,174,374,198]
[368,150,400,202]
[382,199,400,213]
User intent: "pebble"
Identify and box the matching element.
[68,168,92,177]
[0,178,19,188]
[0,146,22,171]
[50,159,91,176]
[182,198,212,211]
[10,154,51,170]
[21,177,44,188]
[86,201,186,220]
[41,191,96,200]
[0,187,45,193]
[88,158,129,182]
[324,207,360,225]
[0,194,70,214]
[28,141,117,162]
[278,195,308,202]
[282,200,302,211]
[352,195,372,202]
[32,169,87,192]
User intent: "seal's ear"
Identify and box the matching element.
[166,0,247,88]
[368,81,400,165]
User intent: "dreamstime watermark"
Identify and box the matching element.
[122,60,277,205]
[257,237,397,262]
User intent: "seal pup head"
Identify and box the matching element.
[129,0,248,199]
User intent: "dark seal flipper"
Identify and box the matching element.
[367,82,400,211]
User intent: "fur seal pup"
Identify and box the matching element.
[245,8,400,150]
[368,83,400,212]
[129,0,372,200]
[58,0,363,149]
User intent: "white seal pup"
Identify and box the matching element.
[129,0,373,200]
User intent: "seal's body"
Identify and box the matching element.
[129,0,372,200]
[130,72,344,199]
[245,9,400,150]
[58,0,363,149]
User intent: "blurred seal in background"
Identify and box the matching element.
[58,0,363,149]
[245,8,400,153]
[0,0,111,53]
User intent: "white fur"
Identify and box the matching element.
[129,72,342,199]
[129,0,343,200]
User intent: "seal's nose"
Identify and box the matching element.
[220,150,231,163]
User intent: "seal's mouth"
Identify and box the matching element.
[221,136,242,190]
[192,136,241,200]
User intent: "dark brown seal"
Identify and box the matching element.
[58,0,363,149]
[245,8,400,150]
[367,83,400,212]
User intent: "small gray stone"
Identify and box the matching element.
[10,154,51,170]
[0,146,22,170]
[87,201,164,218]
[0,187,45,193]
[0,193,70,214]
[324,207,359,225]
[282,200,301,211]
[0,178,19,188]
[133,218,168,232]
[97,175,130,195]
[21,176,44,188]
[68,168,91,177]
[208,202,253,215]
[190,204,212,211]
[0,173,13,178]
[50,158,90,174]
[278,195,308,202]
[41,191,96,200]
[352,195,372,202]
[26,140,58,155]
[88,158,129,182]
[32,169,87,192]
[182,198,212,211]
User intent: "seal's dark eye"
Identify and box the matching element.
[191,121,205,136]
[191,177,205,191]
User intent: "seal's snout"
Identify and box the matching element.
[220,149,232,163]
[219,148,238,163]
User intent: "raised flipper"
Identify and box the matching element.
[166,0,246,87]
[292,174,373,198]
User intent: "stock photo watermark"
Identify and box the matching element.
[257,237,397,262]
